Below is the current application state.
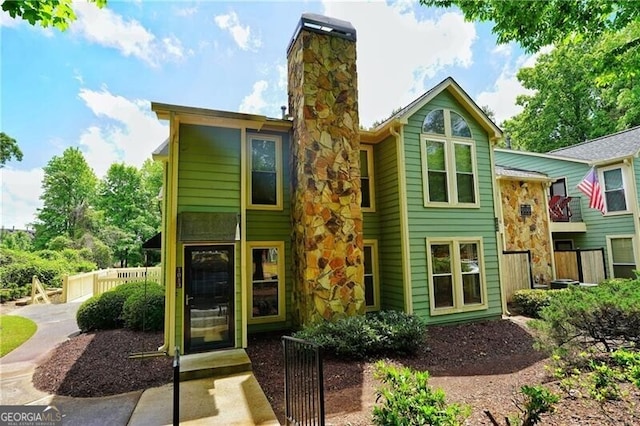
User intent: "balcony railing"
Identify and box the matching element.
[549,196,583,223]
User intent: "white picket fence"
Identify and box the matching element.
[62,267,162,302]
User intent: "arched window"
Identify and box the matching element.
[450,111,471,138]
[422,109,445,135]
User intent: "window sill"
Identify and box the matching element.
[603,210,632,217]
[247,205,284,211]
[423,202,481,209]
[248,315,286,324]
[430,304,487,316]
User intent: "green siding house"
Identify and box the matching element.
[150,14,505,355]
[495,126,640,284]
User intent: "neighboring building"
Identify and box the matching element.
[495,126,640,286]
[151,14,505,355]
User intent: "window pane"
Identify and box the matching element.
[456,174,475,203]
[450,111,472,138]
[252,247,279,318]
[251,139,276,172]
[434,276,454,307]
[613,264,637,279]
[365,275,375,306]
[360,150,369,178]
[454,144,472,172]
[431,244,451,274]
[429,171,448,202]
[611,238,635,263]
[423,109,445,134]
[363,246,373,274]
[603,169,623,190]
[252,172,276,205]
[605,189,627,212]
[462,274,482,304]
[459,243,479,269]
[426,141,446,170]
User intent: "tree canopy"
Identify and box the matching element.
[0,132,23,167]
[2,0,106,30]
[420,0,640,52]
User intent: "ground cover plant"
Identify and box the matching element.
[0,314,37,356]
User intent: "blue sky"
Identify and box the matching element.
[1,0,539,230]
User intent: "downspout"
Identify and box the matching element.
[489,141,510,316]
[390,123,413,314]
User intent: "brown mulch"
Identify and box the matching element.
[32,329,172,397]
[32,319,640,425]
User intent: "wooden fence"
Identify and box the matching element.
[501,251,533,302]
[62,267,162,302]
[554,248,606,283]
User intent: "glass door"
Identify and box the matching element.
[184,245,234,353]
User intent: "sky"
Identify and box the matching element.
[1,0,541,230]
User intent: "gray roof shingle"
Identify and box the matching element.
[548,126,640,161]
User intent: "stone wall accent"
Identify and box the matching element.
[287,28,365,326]
[500,180,553,285]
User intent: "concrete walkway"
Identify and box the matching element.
[1,301,280,425]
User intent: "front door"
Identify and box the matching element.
[184,245,235,353]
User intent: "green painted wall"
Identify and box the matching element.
[496,149,638,279]
[176,124,243,349]
[246,129,294,333]
[372,136,405,311]
[403,90,502,324]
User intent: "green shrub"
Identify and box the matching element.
[121,284,164,331]
[611,349,640,388]
[294,311,426,359]
[372,361,469,426]
[77,295,119,332]
[512,289,556,318]
[539,280,640,352]
[510,385,560,425]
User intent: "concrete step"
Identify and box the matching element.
[179,349,252,382]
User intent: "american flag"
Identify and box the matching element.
[577,167,605,214]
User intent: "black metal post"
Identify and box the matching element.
[173,346,180,426]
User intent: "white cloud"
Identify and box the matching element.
[239,81,269,115]
[476,46,553,125]
[492,43,513,57]
[1,167,44,229]
[322,1,477,127]
[72,1,184,66]
[214,11,261,51]
[77,88,168,177]
[0,9,21,27]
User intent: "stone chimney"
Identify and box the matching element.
[287,14,364,326]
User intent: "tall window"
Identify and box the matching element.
[601,166,627,213]
[363,240,379,311]
[427,238,486,314]
[608,236,637,279]
[248,134,282,210]
[248,242,285,323]
[360,145,375,211]
[421,109,478,207]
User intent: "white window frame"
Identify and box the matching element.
[606,235,638,279]
[598,164,631,216]
[360,145,376,212]
[420,109,479,208]
[247,241,286,323]
[426,237,488,315]
[247,133,283,210]
[363,239,380,312]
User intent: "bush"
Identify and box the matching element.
[539,279,640,352]
[76,282,164,332]
[121,283,164,331]
[512,289,557,318]
[372,361,469,426]
[294,310,426,359]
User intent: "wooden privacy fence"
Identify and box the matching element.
[501,251,533,302]
[62,267,162,302]
[554,248,606,283]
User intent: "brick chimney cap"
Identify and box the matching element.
[287,13,356,54]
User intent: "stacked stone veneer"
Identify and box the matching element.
[500,180,553,284]
[287,27,365,326]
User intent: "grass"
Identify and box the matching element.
[0,315,37,357]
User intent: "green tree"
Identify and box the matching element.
[139,159,163,231]
[420,0,640,52]
[0,132,23,168]
[95,163,158,267]
[34,148,97,248]
[0,230,33,251]
[2,0,107,31]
